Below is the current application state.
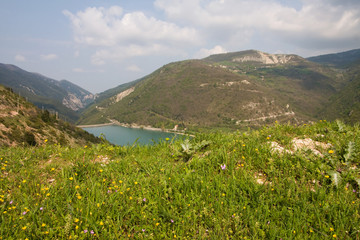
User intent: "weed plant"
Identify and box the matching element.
[0,121,359,239]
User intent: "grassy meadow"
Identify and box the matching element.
[0,120,359,239]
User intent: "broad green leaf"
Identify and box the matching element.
[344,141,356,162]
[328,171,342,188]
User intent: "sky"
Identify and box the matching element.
[1,0,360,93]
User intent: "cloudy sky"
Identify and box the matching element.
[1,0,360,93]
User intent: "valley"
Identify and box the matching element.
[78,49,360,131]
[2,48,359,131]
[0,48,359,239]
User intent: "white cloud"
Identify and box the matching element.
[126,64,142,72]
[14,54,26,62]
[40,54,58,61]
[64,1,360,67]
[194,45,227,59]
[64,6,201,65]
[155,0,360,50]
[90,43,187,66]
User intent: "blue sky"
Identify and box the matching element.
[1,0,360,93]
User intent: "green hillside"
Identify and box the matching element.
[78,50,345,131]
[0,85,101,146]
[319,61,360,123]
[1,120,359,239]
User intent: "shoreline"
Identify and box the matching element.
[78,121,190,136]
[77,123,115,128]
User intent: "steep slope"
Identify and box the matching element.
[0,63,95,122]
[307,49,360,123]
[58,79,95,110]
[0,85,101,146]
[319,61,360,123]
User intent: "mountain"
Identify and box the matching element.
[0,63,95,122]
[318,61,360,123]
[306,49,360,124]
[0,84,102,146]
[78,50,346,130]
[307,48,360,68]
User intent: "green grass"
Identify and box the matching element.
[1,121,359,239]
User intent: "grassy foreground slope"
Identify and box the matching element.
[1,121,359,239]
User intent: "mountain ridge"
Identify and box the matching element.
[78,50,347,130]
[78,48,360,130]
[0,63,96,122]
[307,48,360,68]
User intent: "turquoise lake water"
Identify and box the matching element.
[82,125,180,145]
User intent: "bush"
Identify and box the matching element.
[24,131,37,146]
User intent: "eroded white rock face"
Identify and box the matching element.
[115,87,135,102]
[62,93,96,111]
[232,51,293,65]
[63,94,83,111]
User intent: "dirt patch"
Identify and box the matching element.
[254,172,271,185]
[92,155,111,165]
[269,138,332,157]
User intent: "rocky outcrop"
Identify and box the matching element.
[232,51,294,64]
[115,87,135,102]
[63,93,96,111]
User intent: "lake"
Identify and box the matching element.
[82,125,180,145]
